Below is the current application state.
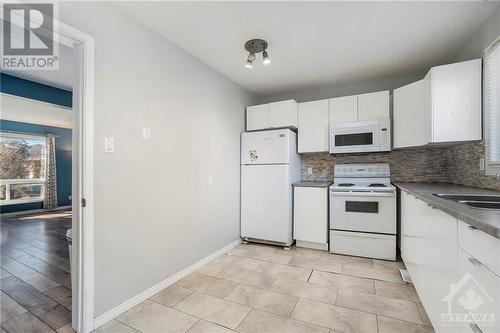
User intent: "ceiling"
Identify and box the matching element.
[117,1,499,98]
[1,23,74,91]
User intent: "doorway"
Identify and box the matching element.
[0,10,95,333]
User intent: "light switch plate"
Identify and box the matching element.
[104,137,114,153]
[142,127,151,140]
[208,175,215,185]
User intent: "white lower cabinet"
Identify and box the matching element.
[401,190,500,333]
[293,186,328,250]
[401,191,459,332]
[458,220,500,277]
[458,248,500,333]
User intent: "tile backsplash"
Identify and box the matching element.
[447,141,500,191]
[301,141,500,191]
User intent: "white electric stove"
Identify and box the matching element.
[329,163,396,260]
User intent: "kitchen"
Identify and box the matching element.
[240,55,499,332]
[3,3,500,333]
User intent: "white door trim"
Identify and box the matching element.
[70,28,95,333]
[6,5,97,332]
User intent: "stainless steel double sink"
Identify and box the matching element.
[433,193,500,210]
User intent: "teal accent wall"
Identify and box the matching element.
[1,74,73,213]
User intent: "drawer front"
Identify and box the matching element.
[401,191,457,239]
[330,230,395,260]
[458,220,500,277]
[458,249,500,333]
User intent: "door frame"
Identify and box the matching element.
[66,23,96,333]
[6,6,96,332]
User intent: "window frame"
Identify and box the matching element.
[0,131,47,206]
[484,35,500,176]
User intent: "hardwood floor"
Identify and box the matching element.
[0,210,73,332]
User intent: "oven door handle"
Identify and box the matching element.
[330,191,395,198]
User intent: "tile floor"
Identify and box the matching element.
[95,243,435,333]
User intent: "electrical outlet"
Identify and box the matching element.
[307,167,313,175]
[479,157,485,171]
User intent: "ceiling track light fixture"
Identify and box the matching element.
[244,39,271,68]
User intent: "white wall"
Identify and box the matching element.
[0,93,72,129]
[59,2,255,316]
[259,71,425,103]
[455,6,500,61]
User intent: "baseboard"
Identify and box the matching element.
[93,238,242,329]
[0,205,72,218]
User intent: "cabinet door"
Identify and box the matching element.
[246,104,269,131]
[393,80,429,148]
[431,59,482,143]
[293,187,328,244]
[269,100,297,129]
[329,95,357,124]
[358,90,390,121]
[401,192,458,331]
[298,99,329,152]
[458,248,500,333]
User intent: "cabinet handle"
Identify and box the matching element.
[468,225,478,231]
[469,322,483,333]
[427,203,437,209]
[468,257,482,267]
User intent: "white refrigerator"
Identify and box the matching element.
[241,129,301,247]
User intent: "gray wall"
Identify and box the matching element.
[279,6,500,191]
[259,71,425,104]
[60,3,255,316]
[447,6,500,190]
[455,6,500,61]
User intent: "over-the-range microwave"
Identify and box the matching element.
[329,119,391,154]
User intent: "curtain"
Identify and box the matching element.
[43,134,58,210]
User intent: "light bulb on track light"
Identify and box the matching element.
[263,51,271,65]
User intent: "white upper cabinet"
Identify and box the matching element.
[430,59,482,143]
[357,91,390,121]
[394,59,482,148]
[393,79,429,148]
[329,95,358,124]
[329,90,389,126]
[298,99,329,153]
[269,100,298,129]
[246,104,269,131]
[246,100,297,131]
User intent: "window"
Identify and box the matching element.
[0,132,46,205]
[485,36,500,176]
